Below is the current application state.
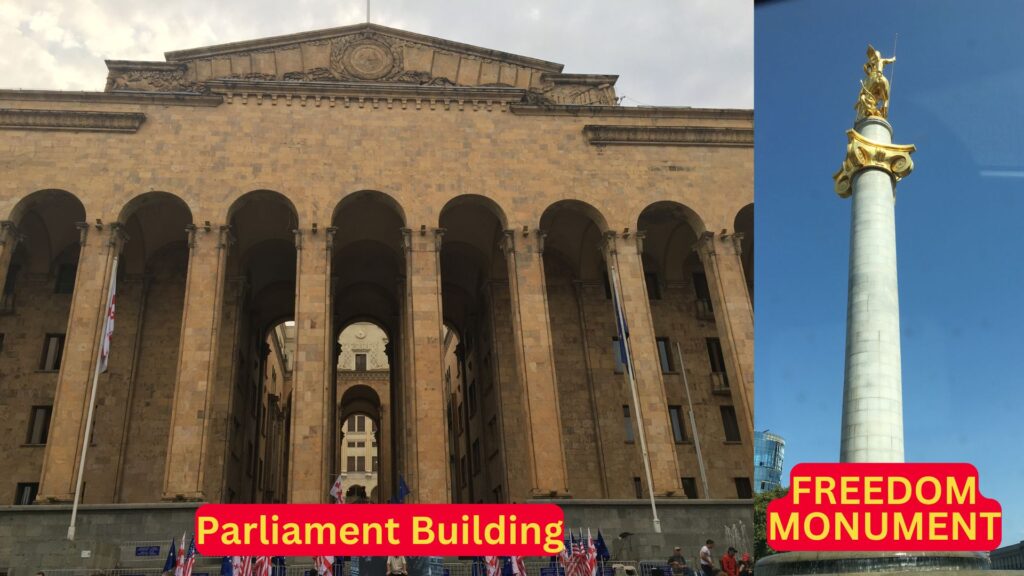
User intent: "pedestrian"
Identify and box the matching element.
[720,547,737,576]
[699,540,714,576]
[737,554,752,576]
[387,556,408,576]
[668,546,688,576]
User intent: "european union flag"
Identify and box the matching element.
[220,556,233,576]
[595,531,611,562]
[163,538,176,574]
[396,475,411,503]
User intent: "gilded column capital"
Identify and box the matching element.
[834,129,916,198]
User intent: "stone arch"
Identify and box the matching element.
[540,199,610,281]
[334,190,406,228]
[439,194,508,230]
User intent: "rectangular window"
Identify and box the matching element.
[14,482,38,505]
[623,405,635,443]
[54,263,77,294]
[721,406,741,442]
[735,477,753,499]
[681,477,699,499]
[26,406,52,445]
[355,353,367,371]
[40,334,65,371]
[668,405,686,443]
[468,381,478,419]
[633,477,643,499]
[347,455,357,472]
[707,337,727,373]
[613,338,626,373]
[656,337,673,373]
[693,272,713,315]
[472,439,481,475]
[356,415,366,432]
[355,456,366,472]
[645,272,661,300]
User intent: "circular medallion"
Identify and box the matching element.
[343,40,394,80]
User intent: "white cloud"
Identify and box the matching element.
[0,0,752,108]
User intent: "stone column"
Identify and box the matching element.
[697,231,755,439]
[0,221,22,297]
[162,224,229,500]
[37,223,124,502]
[288,226,336,502]
[835,117,915,463]
[501,229,569,497]
[603,231,682,496]
[486,280,531,501]
[401,227,449,503]
[572,279,609,498]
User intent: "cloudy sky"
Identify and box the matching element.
[0,0,752,109]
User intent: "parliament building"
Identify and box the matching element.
[0,23,753,568]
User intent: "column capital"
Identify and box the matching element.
[218,225,235,250]
[500,228,545,255]
[834,127,915,198]
[108,222,129,253]
[400,226,445,252]
[698,230,744,258]
[599,230,618,257]
[0,220,23,247]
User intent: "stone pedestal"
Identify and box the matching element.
[755,552,994,576]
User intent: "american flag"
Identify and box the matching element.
[557,534,572,574]
[177,537,197,576]
[314,556,334,576]
[254,556,271,576]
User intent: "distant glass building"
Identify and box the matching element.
[754,430,786,493]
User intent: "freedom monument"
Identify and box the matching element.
[756,46,997,576]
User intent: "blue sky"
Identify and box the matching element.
[756,0,1024,545]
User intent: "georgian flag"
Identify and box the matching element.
[586,530,598,576]
[485,556,501,576]
[329,474,345,504]
[511,556,527,576]
[313,556,334,576]
[97,259,118,373]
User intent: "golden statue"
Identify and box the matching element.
[855,44,896,120]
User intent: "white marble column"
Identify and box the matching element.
[839,117,914,463]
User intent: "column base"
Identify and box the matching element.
[161,491,207,502]
[755,551,990,576]
[531,489,572,499]
[35,494,74,504]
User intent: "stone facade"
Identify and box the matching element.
[0,22,752,567]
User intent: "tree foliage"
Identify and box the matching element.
[753,486,789,561]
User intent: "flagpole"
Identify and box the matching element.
[67,254,118,541]
[675,342,709,499]
[607,256,661,534]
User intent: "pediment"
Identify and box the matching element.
[104,23,618,105]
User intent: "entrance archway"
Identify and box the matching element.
[337,322,388,502]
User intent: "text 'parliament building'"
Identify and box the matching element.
[0,23,753,567]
